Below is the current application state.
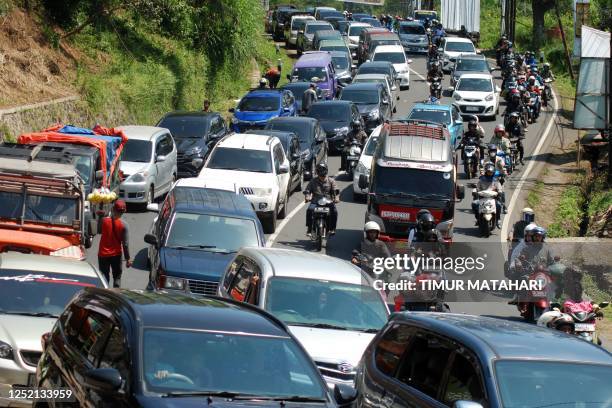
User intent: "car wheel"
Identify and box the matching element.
[278,193,288,219]
[353,191,365,202]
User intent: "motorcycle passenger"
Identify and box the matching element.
[352,221,392,265]
[495,35,509,65]
[519,226,557,269]
[428,44,439,60]
[525,51,537,66]
[472,163,503,228]
[432,23,446,46]
[482,144,507,178]
[506,112,525,165]
[340,120,368,172]
[304,163,339,236]
[490,124,511,156]
[427,61,443,82]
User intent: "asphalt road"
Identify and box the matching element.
[86,46,558,320]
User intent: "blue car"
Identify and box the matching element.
[406,103,464,149]
[229,89,297,132]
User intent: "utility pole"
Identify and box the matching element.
[555,0,575,80]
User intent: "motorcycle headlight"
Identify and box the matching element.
[185,146,203,156]
[164,276,186,290]
[334,126,349,135]
[0,340,13,359]
[485,94,495,101]
[368,109,380,119]
[129,172,147,183]
[453,93,462,101]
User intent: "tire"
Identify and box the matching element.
[262,209,277,234]
[464,163,472,179]
[479,217,490,237]
[315,219,324,251]
[278,193,288,219]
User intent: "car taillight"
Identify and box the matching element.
[41,332,51,350]
[49,245,85,260]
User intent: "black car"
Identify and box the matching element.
[265,116,328,180]
[281,82,324,113]
[272,7,300,41]
[144,186,265,296]
[339,83,391,133]
[305,100,365,152]
[355,313,612,408]
[356,61,398,88]
[157,112,229,178]
[246,130,304,192]
[36,288,356,407]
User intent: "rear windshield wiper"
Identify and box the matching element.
[163,391,326,403]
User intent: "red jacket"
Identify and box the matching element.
[98,217,130,259]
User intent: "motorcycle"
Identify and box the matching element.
[542,78,553,107]
[515,261,565,323]
[556,300,609,345]
[304,189,339,251]
[473,188,498,237]
[346,139,362,177]
[429,76,442,99]
[528,93,540,122]
[392,257,450,313]
[497,150,513,175]
[462,142,480,179]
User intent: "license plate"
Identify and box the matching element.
[531,291,546,297]
[575,323,595,332]
[465,106,480,112]
[314,207,330,213]
[347,155,359,160]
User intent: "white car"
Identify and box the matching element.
[286,14,315,47]
[198,133,291,233]
[217,247,390,389]
[452,73,501,118]
[352,125,382,201]
[440,37,477,72]
[0,253,107,407]
[345,22,371,55]
[371,44,411,90]
[352,73,399,112]
[117,125,178,206]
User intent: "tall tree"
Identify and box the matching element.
[531,0,556,49]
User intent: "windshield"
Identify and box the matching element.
[293,67,327,82]
[363,19,381,27]
[74,155,92,185]
[265,277,388,331]
[372,165,454,197]
[365,137,379,155]
[0,191,78,226]
[142,328,326,399]
[307,104,350,121]
[457,78,492,92]
[332,55,350,70]
[122,139,152,163]
[166,213,258,253]
[446,41,475,53]
[266,121,313,149]
[306,24,331,34]
[371,40,401,49]
[0,270,101,317]
[495,360,612,407]
[238,96,279,112]
[207,147,272,173]
[349,25,368,36]
[358,66,391,77]
[456,59,489,72]
[292,18,310,31]
[407,108,451,124]
[158,116,210,139]
[373,52,406,64]
[400,25,425,34]
[320,44,347,52]
[340,89,379,104]
[415,12,437,20]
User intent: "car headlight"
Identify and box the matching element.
[129,172,148,183]
[368,109,380,119]
[356,161,369,176]
[453,93,462,101]
[252,187,273,197]
[0,340,13,360]
[185,146,203,156]
[485,94,495,101]
[334,126,349,135]
[164,276,186,290]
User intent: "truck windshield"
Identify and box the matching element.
[0,191,78,226]
[372,165,453,197]
[73,155,92,186]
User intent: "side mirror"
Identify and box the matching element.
[333,383,357,405]
[351,64,357,70]
[278,163,290,174]
[228,107,235,113]
[144,233,159,248]
[391,84,397,91]
[454,402,484,408]
[146,203,159,212]
[83,368,122,393]
[155,155,166,163]
[457,184,465,200]
[358,174,368,190]
[95,170,104,181]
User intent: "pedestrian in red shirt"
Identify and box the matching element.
[98,200,132,287]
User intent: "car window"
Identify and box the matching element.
[453,107,462,123]
[209,117,223,135]
[374,323,413,376]
[156,135,172,156]
[273,143,285,172]
[99,325,130,388]
[228,258,261,303]
[223,255,244,292]
[442,351,486,406]
[396,331,453,400]
[80,312,114,366]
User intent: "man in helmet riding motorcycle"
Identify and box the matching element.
[490,124,511,156]
[304,163,339,236]
[506,112,525,165]
[427,60,443,83]
[408,210,443,244]
[352,221,392,269]
[458,119,485,163]
[472,163,504,228]
[482,144,507,213]
[505,89,523,116]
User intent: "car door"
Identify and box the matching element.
[153,135,171,195]
[451,106,464,148]
[150,196,173,285]
[273,143,290,203]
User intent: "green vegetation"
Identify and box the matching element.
[527,181,544,209]
[548,183,585,238]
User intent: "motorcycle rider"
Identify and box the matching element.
[427,60,443,82]
[352,221,392,267]
[482,144,507,213]
[541,62,555,81]
[525,51,537,66]
[258,77,268,89]
[495,35,509,65]
[460,119,485,163]
[408,210,442,244]
[472,163,503,228]
[304,163,339,236]
[427,44,439,71]
[506,112,525,165]
[526,75,542,118]
[340,120,368,172]
[432,23,446,46]
[490,124,512,156]
[537,310,575,334]
[509,207,535,243]
[505,89,523,115]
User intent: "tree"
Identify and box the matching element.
[531,0,556,49]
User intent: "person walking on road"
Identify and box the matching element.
[98,200,132,288]
[302,82,318,114]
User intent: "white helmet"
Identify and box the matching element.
[364,221,381,232]
[524,222,537,236]
[537,310,562,328]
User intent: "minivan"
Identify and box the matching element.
[289,51,338,100]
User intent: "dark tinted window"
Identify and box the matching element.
[0,192,78,226]
[307,104,350,121]
[332,55,350,70]
[373,52,406,64]
[407,108,452,125]
[99,325,130,387]
[306,24,332,34]
[362,18,381,27]
[445,41,476,53]
[209,117,225,135]
[400,24,425,34]
[456,59,489,72]
[266,121,314,150]
[443,352,486,406]
[123,139,152,163]
[358,65,391,77]
[207,147,272,173]
[374,323,413,376]
[157,116,210,139]
[292,67,328,82]
[238,96,280,112]
[80,312,113,365]
[372,166,454,196]
[340,89,380,104]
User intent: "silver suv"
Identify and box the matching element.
[217,247,390,389]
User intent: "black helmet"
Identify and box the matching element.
[484,162,495,175]
[488,143,498,152]
[417,211,435,231]
[316,162,328,176]
[468,119,477,128]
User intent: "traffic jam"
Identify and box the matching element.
[0,4,611,408]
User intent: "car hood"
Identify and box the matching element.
[319,120,349,134]
[136,396,328,407]
[355,104,378,115]
[175,137,207,154]
[235,111,280,122]
[288,325,375,368]
[160,247,234,281]
[0,315,55,354]
[119,161,149,176]
[198,169,277,188]
[392,63,408,73]
[455,90,493,99]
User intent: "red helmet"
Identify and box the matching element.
[495,124,505,134]
[113,199,127,213]
[511,89,520,95]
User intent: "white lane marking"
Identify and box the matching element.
[500,89,558,243]
[266,199,307,247]
[409,66,427,81]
